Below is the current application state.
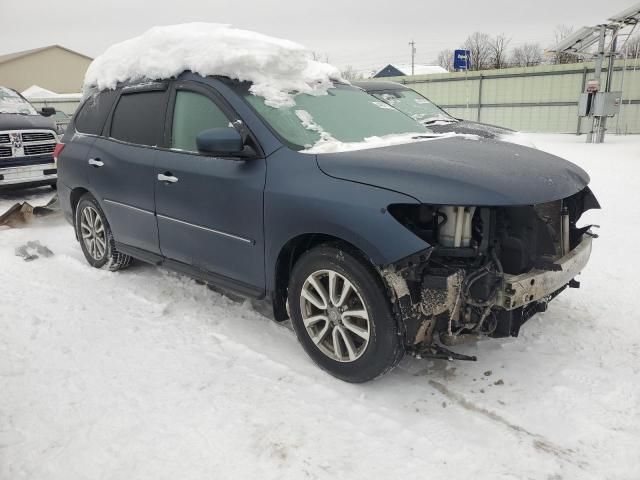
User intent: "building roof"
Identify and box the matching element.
[0,45,93,65]
[374,63,447,77]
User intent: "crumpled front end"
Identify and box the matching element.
[381,187,600,355]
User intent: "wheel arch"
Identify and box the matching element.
[271,232,388,323]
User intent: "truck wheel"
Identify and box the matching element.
[288,245,404,383]
[75,194,131,271]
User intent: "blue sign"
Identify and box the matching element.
[454,50,471,70]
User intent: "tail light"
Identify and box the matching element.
[53,143,65,162]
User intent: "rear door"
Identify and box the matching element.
[155,81,266,293]
[88,83,169,254]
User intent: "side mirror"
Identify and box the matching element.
[196,127,247,157]
[40,107,56,117]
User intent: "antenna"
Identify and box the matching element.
[409,40,416,76]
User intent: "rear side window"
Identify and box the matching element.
[110,91,166,146]
[171,90,231,152]
[74,89,117,135]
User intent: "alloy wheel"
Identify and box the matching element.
[299,269,371,362]
[80,206,107,261]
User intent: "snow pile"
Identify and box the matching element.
[83,23,343,107]
[1,134,640,479]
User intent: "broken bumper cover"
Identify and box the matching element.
[496,234,593,310]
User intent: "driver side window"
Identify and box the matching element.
[171,90,231,152]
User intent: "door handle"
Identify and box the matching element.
[157,173,179,183]
[88,158,104,167]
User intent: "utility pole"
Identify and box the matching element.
[587,25,608,143]
[409,40,416,76]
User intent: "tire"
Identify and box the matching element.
[288,245,404,383]
[75,193,132,271]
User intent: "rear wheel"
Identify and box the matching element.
[75,194,131,271]
[288,245,404,383]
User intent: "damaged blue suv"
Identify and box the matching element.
[57,73,599,382]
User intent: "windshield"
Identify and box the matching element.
[242,84,430,150]
[0,87,38,115]
[370,89,456,125]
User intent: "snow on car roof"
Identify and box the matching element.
[83,23,343,108]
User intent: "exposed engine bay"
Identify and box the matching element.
[382,187,600,360]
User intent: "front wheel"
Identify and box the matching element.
[288,245,404,383]
[75,194,132,271]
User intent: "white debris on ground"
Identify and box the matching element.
[83,23,342,108]
[1,134,639,479]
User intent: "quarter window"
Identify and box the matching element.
[110,91,166,146]
[171,90,231,152]
[75,89,118,136]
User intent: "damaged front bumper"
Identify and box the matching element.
[383,232,595,353]
[496,235,593,310]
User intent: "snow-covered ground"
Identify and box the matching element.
[1,134,638,479]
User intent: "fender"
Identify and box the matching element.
[264,148,430,292]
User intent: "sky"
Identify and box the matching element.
[1,0,636,73]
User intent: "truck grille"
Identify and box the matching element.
[21,132,55,143]
[0,129,57,161]
[23,143,56,156]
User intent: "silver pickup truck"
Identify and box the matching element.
[0,86,59,189]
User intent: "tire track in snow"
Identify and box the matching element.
[428,379,587,469]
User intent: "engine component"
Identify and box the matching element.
[438,206,476,248]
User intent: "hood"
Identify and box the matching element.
[316,136,590,206]
[0,113,57,131]
[427,120,513,138]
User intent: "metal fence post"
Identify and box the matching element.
[477,74,484,122]
[577,66,587,135]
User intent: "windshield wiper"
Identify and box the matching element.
[422,117,458,125]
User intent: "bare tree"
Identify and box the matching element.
[461,32,492,70]
[511,43,543,67]
[436,49,454,71]
[340,65,362,81]
[621,34,640,59]
[488,34,511,69]
[551,25,579,64]
[311,51,330,63]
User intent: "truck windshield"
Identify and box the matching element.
[242,84,429,150]
[0,87,38,115]
[370,89,456,125]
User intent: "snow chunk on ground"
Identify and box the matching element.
[83,23,343,108]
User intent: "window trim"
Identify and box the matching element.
[164,80,264,159]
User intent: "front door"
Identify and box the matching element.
[155,81,266,292]
[89,85,169,254]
